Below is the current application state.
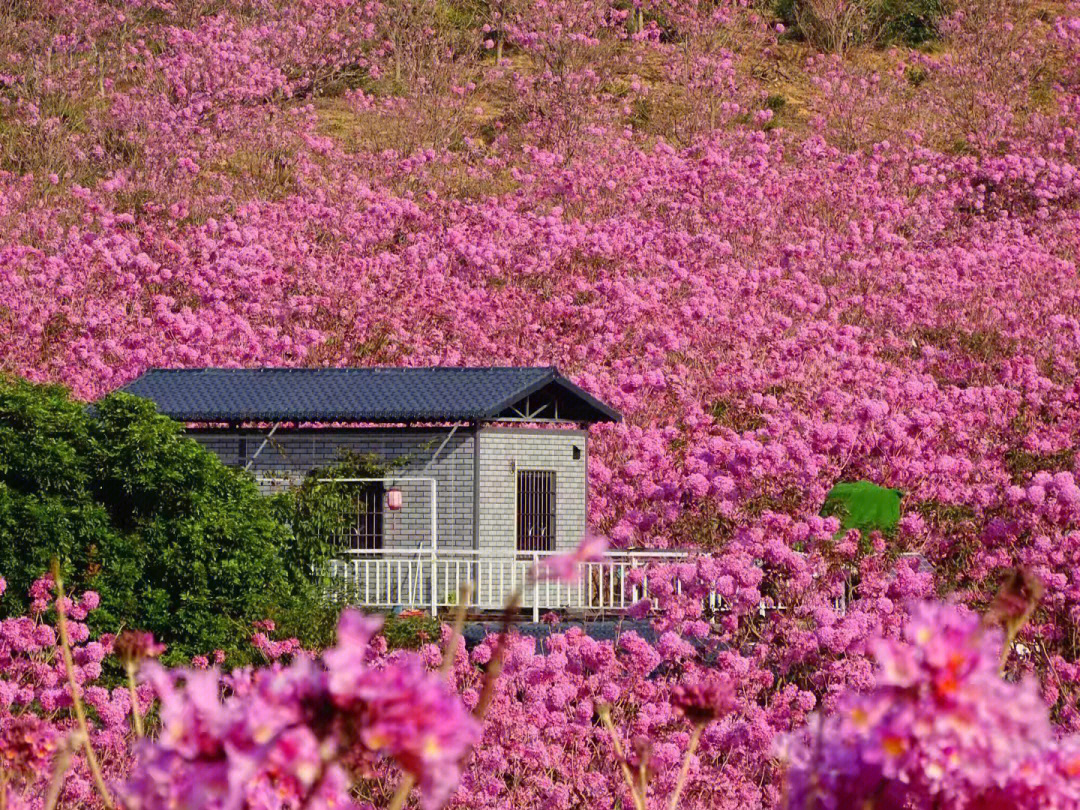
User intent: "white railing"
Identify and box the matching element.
[326,548,851,620]
[326,548,699,620]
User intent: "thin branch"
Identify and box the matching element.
[637,752,649,802]
[380,588,479,810]
[44,731,84,810]
[386,583,482,810]
[124,662,144,738]
[668,722,703,810]
[440,583,473,678]
[52,560,116,810]
[598,704,646,810]
[474,589,521,721]
[386,774,416,810]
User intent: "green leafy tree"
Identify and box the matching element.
[0,377,334,663]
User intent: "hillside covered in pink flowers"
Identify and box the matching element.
[7,0,1080,807]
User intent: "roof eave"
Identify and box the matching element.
[112,365,623,426]
[483,368,622,424]
[552,374,623,423]
[179,413,485,426]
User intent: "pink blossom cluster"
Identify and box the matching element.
[1,575,482,810]
[124,610,479,810]
[437,616,819,809]
[6,569,1080,808]
[1,576,141,806]
[777,601,1080,809]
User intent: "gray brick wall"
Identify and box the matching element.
[476,427,588,555]
[189,428,476,551]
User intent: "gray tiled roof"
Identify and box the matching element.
[114,367,621,424]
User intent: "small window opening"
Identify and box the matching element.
[347,483,385,551]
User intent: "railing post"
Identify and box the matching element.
[430,479,438,618]
[532,551,540,623]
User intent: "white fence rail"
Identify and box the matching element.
[326,549,742,620]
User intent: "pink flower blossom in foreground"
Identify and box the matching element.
[671,672,737,725]
[536,532,609,583]
[777,602,1080,810]
[115,630,165,665]
[0,713,58,779]
[122,609,479,810]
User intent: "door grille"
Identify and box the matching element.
[517,470,556,551]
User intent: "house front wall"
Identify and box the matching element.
[476,427,588,555]
[189,428,475,551]
[188,425,589,556]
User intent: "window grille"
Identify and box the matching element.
[517,471,556,551]
[347,483,384,550]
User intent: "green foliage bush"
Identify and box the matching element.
[876,0,945,45]
[381,612,443,650]
[821,480,903,552]
[262,449,410,650]
[270,448,407,552]
[0,377,334,663]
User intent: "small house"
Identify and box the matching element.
[117,367,628,614]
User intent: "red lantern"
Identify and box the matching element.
[386,487,403,511]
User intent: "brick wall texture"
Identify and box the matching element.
[189,426,589,555]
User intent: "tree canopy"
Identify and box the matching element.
[0,377,334,662]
